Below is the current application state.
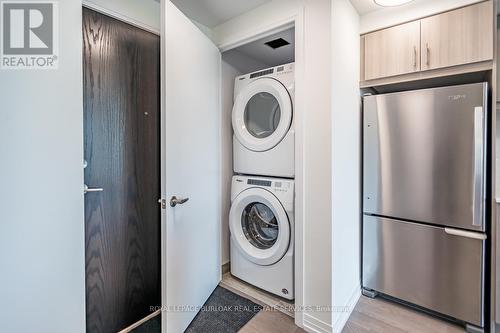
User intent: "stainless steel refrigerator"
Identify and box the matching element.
[362,82,488,329]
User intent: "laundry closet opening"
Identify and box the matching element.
[220,26,297,313]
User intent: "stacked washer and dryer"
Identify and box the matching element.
[229,63,295,300]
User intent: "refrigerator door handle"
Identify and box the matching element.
[444,227,487,240]
[472,106,484,227]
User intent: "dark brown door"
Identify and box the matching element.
[82,8,160,333]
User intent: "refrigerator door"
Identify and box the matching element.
[363,215,485,326]
[364,83,487,231]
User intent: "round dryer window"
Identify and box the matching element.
[233,78,292,152]
[244,93,281,139]
[229,187,290,266]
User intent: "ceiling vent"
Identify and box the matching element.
[265,38,290,50]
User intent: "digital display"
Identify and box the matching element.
[250,69,274,79]
[247,179,272,187]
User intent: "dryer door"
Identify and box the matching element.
[232,78,292,152]
[230,187,291,266]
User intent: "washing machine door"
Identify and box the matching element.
[232,78,292,152]
[230,187,291,266]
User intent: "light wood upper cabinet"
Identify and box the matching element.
[360,1,494,83]
[363,20,421,81]
[420,1,493,71]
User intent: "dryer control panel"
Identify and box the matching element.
[234,63,295,101]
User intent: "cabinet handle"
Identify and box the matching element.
[413,46,417,69]
[426,43,430,67]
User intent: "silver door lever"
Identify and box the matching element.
[84,184,104,194]
[170,196,189,207]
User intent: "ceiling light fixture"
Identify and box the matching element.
[374,0,415,7]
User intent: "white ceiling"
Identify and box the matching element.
[350,0,493,17]
[350,0,430,16]
[350,0,383,15]
[223,28,295,74]
[170,0,272,28]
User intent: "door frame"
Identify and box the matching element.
[216,9,307,329]
[159,0,306,330]
[160,1,167,331]
[82,1,160,35]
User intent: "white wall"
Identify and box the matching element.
[301,0,333,331]
[331,1,361,332]
[216,1,333,331]
[222,49,269,73]
[193,21,216,42]
[360,0,482,33]
[83,0,160,33]
[0,1,85,332]
[221,60,240,265]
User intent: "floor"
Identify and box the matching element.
[131,280,468,333]
[130,307,305,333]
[220,273,295,318]
[218,272,304,332]
[240,309,305,333]
[343,296,466,333]
[129,281,304,333]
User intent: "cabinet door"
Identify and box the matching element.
[421,1,493,71]
[363,20,420,81]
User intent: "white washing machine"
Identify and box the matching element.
[229,175,294,300]
[232,63,294,178]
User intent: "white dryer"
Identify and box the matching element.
[229,175,294,300]
[232,63,294,178]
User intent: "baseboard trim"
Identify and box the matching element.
[332,286,361,333]
[117,309,161,333]
[222,261,230,275]
[303,313,332,333]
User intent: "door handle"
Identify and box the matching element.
[445,228,486,240]
[170,196,189,207]
[84,184,103,194]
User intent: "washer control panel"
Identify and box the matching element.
[234,176,293,195]
[232,175,294,207]
[247,179,272,187]
[272,180,292,193]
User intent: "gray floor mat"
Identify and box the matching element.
[132,286,262,333]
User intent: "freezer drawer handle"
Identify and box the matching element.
[472,106,484,227]
[444,228,486,240]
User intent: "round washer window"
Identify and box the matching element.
[241,202,279,249]
[244,92,281,139]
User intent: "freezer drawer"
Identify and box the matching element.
[363,215,485,326]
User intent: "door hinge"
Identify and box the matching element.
[158,198,167,209]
